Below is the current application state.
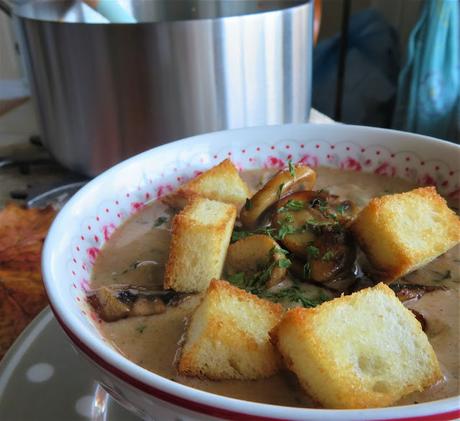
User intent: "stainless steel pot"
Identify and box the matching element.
[10,0,313,175]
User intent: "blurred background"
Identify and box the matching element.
[0,0,458,176]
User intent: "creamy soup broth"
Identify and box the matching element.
[91,167,459,407]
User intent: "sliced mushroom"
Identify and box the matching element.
[272,191,322,256]
[88,286,131,322]
[308,234,356,284]
[240,164,316,229]
[272,190,353,257]
[131,297,167,317]
[225,234,288,288]
[288,255,356,292]
[87,285,183,322]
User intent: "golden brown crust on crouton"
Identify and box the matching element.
[163,159,250,209]
[270,283,442,409]
[164,198,236,292]
[178,280,283,380]
[351,187,460,282]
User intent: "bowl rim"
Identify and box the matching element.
[42,123,460,420]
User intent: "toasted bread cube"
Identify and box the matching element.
[164,159,250,209]
[164,198,236,292]
[270,283,442,409]
[351,187,460,282]
[178,280,283,379]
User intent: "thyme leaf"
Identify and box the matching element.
[288,160,296,177]
[277,182,285,199]
[136,324,147,334]
[261,285,329,308]
[153,216,168,227]
[322,250,336,261]
[244,198,253,210]
[278,199,305,213]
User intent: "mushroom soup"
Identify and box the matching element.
[89,167,459,407]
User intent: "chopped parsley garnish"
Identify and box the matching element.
[288,160,296,177]
[227,267,328,309]
[310,198,328,212]
[153,216,168,227]
[276,220,297,240]
[305,218,341,232]
[261,285,329,308]
[272,245,289,255]
[278,199,305,213]
[306,245,320,259]
[136,324,147,334]
[303,262,311,279]
[277,182,285,199]
[231,226,276,243]
[244,198,253,210]
[278,258,292,269]
[227,272,246,288]
[322,250,336,261]
[335,202,350,215]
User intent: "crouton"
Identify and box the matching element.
[164,159,250,209]
[351,187,460,282]
[178,279,283,380]
[164,198,236,292]
[270,283,442,409]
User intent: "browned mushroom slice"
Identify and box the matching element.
[272,190,356,257]
[240,164,316,229]
[272,191,329,257]
[88,286,131,322]
[307,233,356,284]
[87,285,183,322]
[288,254,356,292]
[226,234,288,288]
[131,297,167,316]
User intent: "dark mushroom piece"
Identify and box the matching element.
[288,234,357,292]
[307,233,357,284]
[87,285,182,322]
[272,190,355,258]
[240,164,316,229]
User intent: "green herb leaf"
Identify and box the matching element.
[276,222,297,240]
[261,285,329,308]
[306,245,320,259]
[244,198,253,210]
[288,160,296,177]
[228,272,247,288]
[310,198,328,212]
[322,250,335,261]
[278,199,305,213]
[303,262,311,279]
[335,202,350,215]
[277,182,285,199]
[272,245,289,255]
[136,325,147,334]
[278,258,292,269]
[153,216,168,227]
[231,229,251,242]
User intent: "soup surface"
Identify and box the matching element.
[91,167,459,407]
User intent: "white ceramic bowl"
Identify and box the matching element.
[43,124,460,421]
